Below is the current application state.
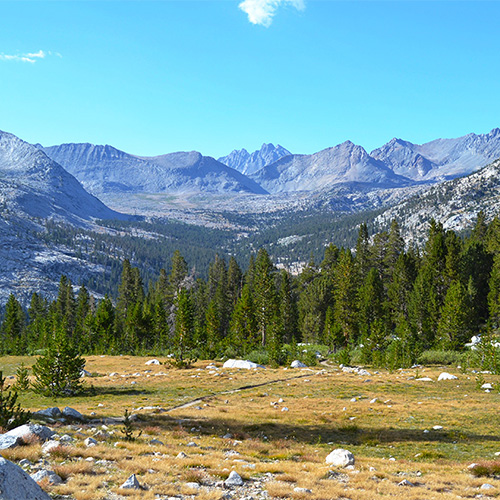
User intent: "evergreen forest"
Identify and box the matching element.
[3,213,500,370]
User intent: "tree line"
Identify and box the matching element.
[3,213,500,368]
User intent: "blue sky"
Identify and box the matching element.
[1,1,500,158]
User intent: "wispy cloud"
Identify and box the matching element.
[239,0,305,27]
[0,50,61,64]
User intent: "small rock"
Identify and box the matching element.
[325,449,355,467]
[370,398,378,404]
[120,474,142,489]
[438,372,458,381]
[186,442,198,447]
[84,437,98,447]
[224,470,244,487]
[432,425,443,430]
[291,360,307,368]
[281,407,289,412]
[31,469,63,485]
[18,459,32,468]
[42,440,63,454]
[150,438,164,445]
[145,359,161,365]
[176,452,188,458]
[398,479,415,487]
[481,483,495,490]
[481,383,493,390]
[416,377,434,382]
[294,487,312,493]
[185,482,201,489]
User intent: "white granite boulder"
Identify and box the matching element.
[120,474,142,489]
[224,470,244,487]
[438,373,458,381]
[0,457,52,499]
[0,434,22,450]
[325,448,355,467]
[291,360,307,368]
[222,359,265,369]
[31,469,63,485]
[4,424,55,443]
[145,359,161,365]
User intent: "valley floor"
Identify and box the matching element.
[2,356,500,499]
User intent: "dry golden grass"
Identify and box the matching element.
[2,356,500,499]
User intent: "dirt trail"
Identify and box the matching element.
[165,370,322,412]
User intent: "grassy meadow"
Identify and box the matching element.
[2,356,500,499]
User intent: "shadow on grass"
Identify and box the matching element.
[135,413,500,447]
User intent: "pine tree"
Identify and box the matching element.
[0,371,30,430]
[253,248,277,346]
[437,280,473,350]
[32,322,85,397]
[0,294,26,354]
[170,250,188,293]
[333,248,358,343]
[172,289,196,367]
[229,284,258,354]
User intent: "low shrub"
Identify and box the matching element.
[417,350,462,366]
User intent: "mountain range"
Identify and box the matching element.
[41,128,500,200]
[2,126,500,305]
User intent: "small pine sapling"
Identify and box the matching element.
[13,363,31,392]
[0,371,30,431]
[121,409,142,442]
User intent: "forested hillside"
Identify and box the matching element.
[3,214,500,369]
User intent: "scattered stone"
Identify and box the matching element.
[61,407,84,420]
[19,459,32,468]
[432,425,443,430]
[185,482,201,489]
[186,442,198,447]
[84,437,98,447]
[325,449,355,467]
[59,434,73,443]
[34,407,62,419]
[481,383,493,390]
[398,479,415,487]
[416,377,434,382]
[109,372,118,377]
[80,369,92,377]
[370,398,378,404]
[291,360,307,368]
[176,452,188,459]
[281,407,289,412]
[5,424,55,443]
[224,470,244,487]
[31,469,63,485]
[145,359,161,365]
[0,457,52,500]
[438,372,458,381]
[223,433,233,439]
[120,474,142,489]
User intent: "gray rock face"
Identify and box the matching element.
[252,141,412,194]
[325,448,355,467]
[0,457,52,499]
[218,143,291,176]
[4,424,55,443]
[43,143,267,196]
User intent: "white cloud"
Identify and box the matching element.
[239,0,305,27]
[0,50,57,64]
